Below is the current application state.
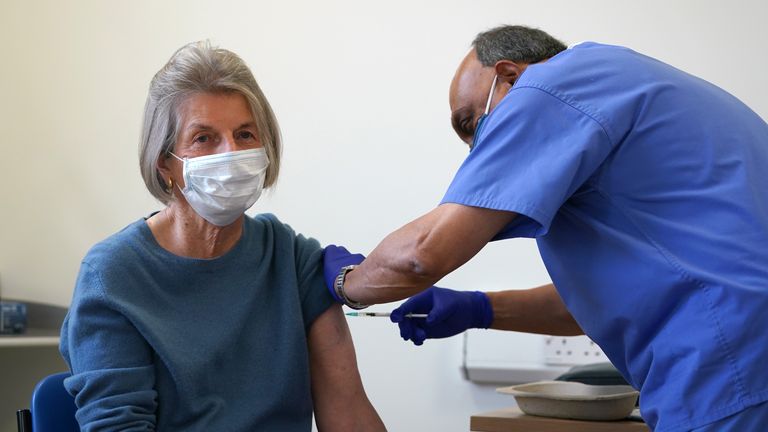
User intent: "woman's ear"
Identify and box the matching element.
[156,152,172,181]
[157,149,180,192]
[494,60,526,85]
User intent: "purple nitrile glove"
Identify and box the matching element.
[322,245,365,303]
[390,286,493,346]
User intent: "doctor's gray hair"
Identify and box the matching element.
[139,41,281,205]
[473,25,567,66]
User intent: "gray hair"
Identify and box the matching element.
[473,25,567,67]
[139,41,281,205]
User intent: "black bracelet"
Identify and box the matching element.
[334,265,369,310]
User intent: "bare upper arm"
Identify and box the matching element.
[307,305,385,431]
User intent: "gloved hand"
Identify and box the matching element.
[390,286,493,346]
[322,245,365,303]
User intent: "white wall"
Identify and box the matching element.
[1,0,766,430]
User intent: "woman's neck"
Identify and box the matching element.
[146,204,244,259]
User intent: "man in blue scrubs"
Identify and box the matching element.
[324,25,768,431]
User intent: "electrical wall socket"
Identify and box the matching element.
[544,335,606,366]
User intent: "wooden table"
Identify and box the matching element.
[471,407,650,432]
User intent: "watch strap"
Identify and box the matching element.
[334,265,369,310]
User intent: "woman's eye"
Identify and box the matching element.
[194,134,210,143]
[237,131,255,140]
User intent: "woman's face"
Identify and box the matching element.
[161,91,263,190]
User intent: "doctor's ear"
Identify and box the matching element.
[493,60,526,84]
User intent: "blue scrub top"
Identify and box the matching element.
[442,42,768,432]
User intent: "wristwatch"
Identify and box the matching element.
[334,265,370,310]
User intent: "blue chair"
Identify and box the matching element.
[16,372,79,432]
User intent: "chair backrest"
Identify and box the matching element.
[30,372,79,432]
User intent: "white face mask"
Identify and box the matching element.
[170,148,269,226]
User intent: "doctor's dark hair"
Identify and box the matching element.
[472,25,567,66]
[139,40,281,205]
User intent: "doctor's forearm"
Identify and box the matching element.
[487,284,584,336]
[343,221,442,304]
[343,204,518,304]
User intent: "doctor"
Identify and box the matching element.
[323,25,768,431]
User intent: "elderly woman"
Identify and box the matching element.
[59,41,386,431]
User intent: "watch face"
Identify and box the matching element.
[336,265,368,309]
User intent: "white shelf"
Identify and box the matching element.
[463,330,574,384]
[0,329,60,347]
[466,361,570,384]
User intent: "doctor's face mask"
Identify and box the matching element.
[471,74,499,150]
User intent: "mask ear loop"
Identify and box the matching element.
[167,152,185,193]
[484,75,499,115]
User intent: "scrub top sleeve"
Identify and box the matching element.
[441,86,615,239]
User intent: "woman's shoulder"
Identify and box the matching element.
[82,218,151,270]
[71,219,152,302]
[246,213,322,252]
[247,212,296,238]
[248,212,284,226]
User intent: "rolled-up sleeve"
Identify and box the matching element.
[60,262,157,431]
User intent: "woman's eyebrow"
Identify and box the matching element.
[185,122,257,133]
[236,122,258,130]
[186,122,214,132]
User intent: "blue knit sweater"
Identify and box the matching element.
[60,214,334,431]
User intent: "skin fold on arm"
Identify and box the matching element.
[308,304,386,432]
[343,203,582,336]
